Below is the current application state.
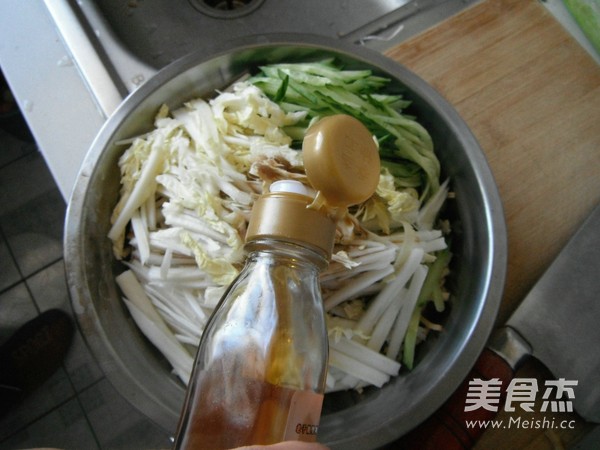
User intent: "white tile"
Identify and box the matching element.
[27,261,104,392]
[0,366,75,441]
[0,283,37,344]
[0,129,36,168]
[79,378,172,450]
[0,239,20,292]
[0,151,55,216]
[26,260,70,311]
[0,398,99,450]
[0,188,65,277]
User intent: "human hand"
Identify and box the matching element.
[236,441,329,450]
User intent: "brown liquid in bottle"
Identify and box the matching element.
[176,374,322,450]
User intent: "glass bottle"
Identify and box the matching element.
[173,181,335,449]
[172,114,381,449]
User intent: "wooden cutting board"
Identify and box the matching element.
[385,0,600,448]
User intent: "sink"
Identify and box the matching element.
[90,0,485,69]
[93,0,418,69]
[43,0,479,118]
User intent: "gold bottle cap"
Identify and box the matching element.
[302,114,380,207]
[246,181,336,257]
[246,115,380,258]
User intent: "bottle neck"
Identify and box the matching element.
[244,238,329,271]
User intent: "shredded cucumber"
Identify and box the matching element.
[249,59,440,200]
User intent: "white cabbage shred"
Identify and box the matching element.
[109,81,451,391]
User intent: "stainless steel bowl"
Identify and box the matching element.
[64,34,506,449]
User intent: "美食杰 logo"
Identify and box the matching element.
[465,377,577,413]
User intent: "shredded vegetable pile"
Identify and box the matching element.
[108,59,452,392]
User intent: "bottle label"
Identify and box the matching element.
[283,390,324,442]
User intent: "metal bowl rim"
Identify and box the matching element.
[64,33,507,449]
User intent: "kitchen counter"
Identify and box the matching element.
[386,0,600,447]
[0,0,107,199]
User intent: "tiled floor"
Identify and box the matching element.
[0,123,173,448]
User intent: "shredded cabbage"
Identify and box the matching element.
[109,72,452,392]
